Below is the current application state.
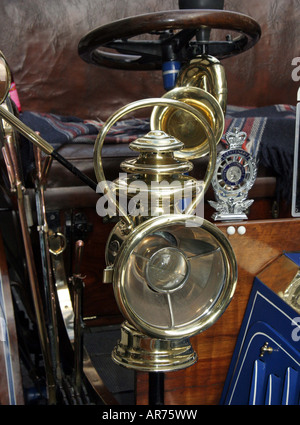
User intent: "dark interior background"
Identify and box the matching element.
[1,0,299,120]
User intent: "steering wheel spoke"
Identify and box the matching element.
[188,35,249,58]
[104,40,163,62]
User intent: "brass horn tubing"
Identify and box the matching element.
[176,55,227,114]
[94,97,216,228]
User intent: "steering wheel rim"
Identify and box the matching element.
[78,10,261,70]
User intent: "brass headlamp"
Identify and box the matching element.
[94,98,237,372]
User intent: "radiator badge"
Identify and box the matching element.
[209,128,257,221]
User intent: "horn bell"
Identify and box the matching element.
[150,86,224,160]
[150,54,227,160]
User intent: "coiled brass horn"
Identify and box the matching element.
[150,55,227,159]
[176,54,227,114]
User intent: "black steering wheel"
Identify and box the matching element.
[78,10,261,70]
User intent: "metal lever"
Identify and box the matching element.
[3,135,57,403]
[72,240,85,393]
[0,105,97,191]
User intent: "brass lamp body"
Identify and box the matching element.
[94,90,237,372]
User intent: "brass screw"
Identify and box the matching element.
[260,342,273,358]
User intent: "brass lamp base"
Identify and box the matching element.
[112,321,197,372]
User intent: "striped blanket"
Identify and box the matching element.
[19,111,150,148]
[19,104,296,200]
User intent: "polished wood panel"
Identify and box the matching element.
[136,218,300,405]
[257,254,300,295]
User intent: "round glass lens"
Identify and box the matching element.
[146,247,190,293]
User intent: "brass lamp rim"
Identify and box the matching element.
[0,51,12,105]
[113,213,237,340]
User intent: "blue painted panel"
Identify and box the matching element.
[222,320,300,404]
[281,367,299,405]
[284,252,300,267]
[249,359,266,405]
[265,374,282,405]
[220,275,300,405]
